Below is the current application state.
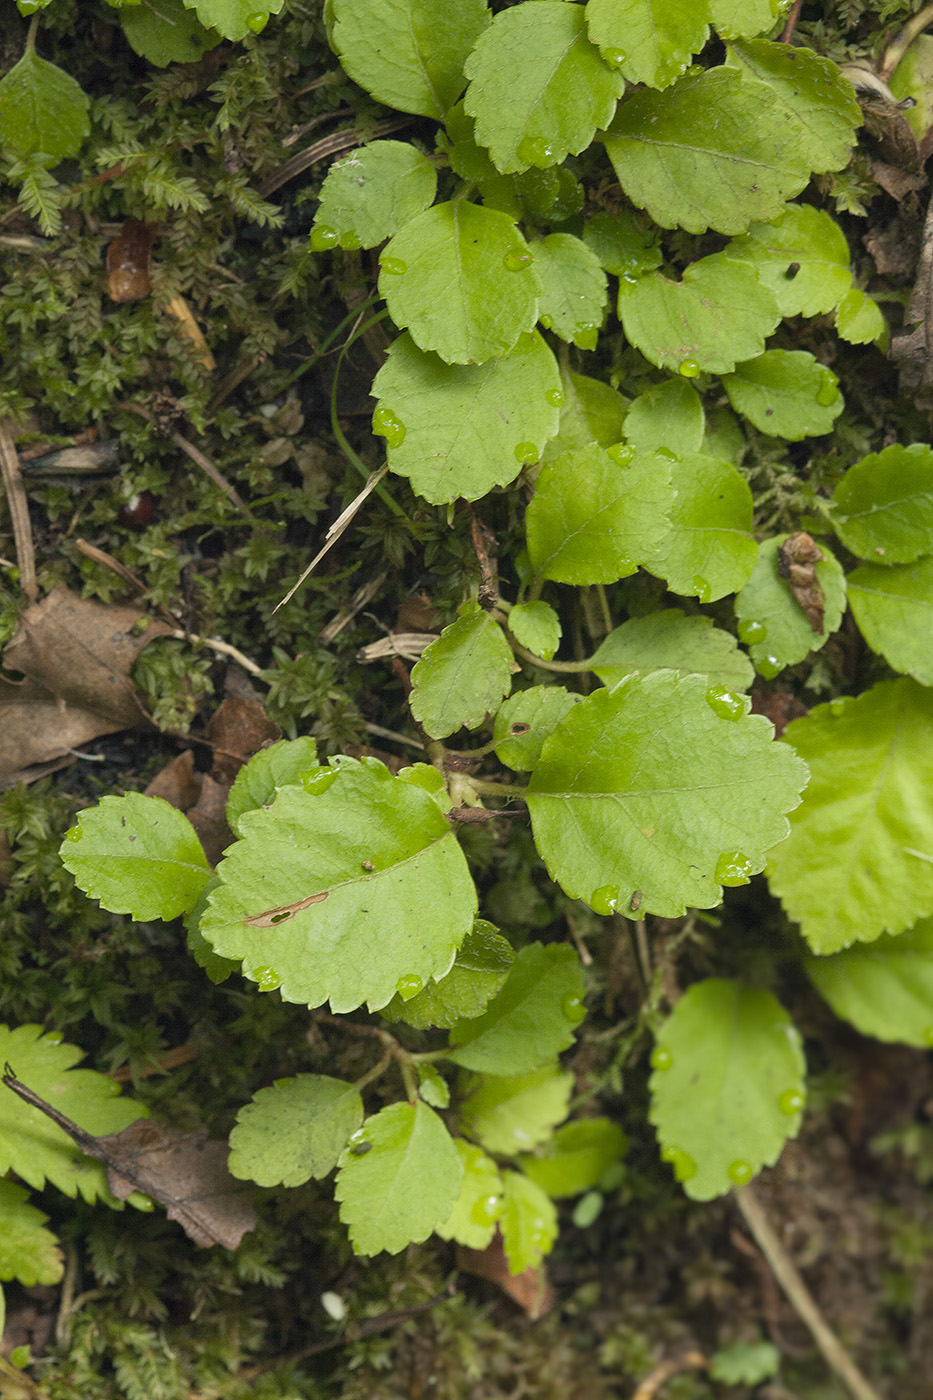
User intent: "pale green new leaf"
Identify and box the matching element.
[710,0,783,39]
[724,204,853,318]
[460,1064,573,1155]
[590,610,754,692]
[335,1101,462,1256]
[183,0,283,41]
[526,672,807,917]
[330,0,488,118]
[831,444,933,563]
[381,921,513,1029]
[889,33,933,140]
[201,758,477,1012]
[417,1064,450,1108]
[507,601,561,661]
[409,600,514,738]
[582,209,662,278]
[649,979,805,1200]
[60,793,211,922]
[0,1180,63,1287]
[768,680,933,953]
[541,369,629,462]
[121,0,219,65]
[642,452,757,602]
[372,331,560,503]
[806,917,933,1048]
[834,286,886,345]
[533,233,608,347]
[463,2,623,174]
[312,142,437,250]
[618,256,780,374]
[723,351,843,440]
[435,1140,503,1249]
[449,944,585,1075]
[0,1025,145,1202]
[228,1075,363,1187]
[379,202,539,365]
[710,1342,781,1387]
[0,50,90,162]
[848,558,933,686]
[586,0,709,90]
[493,687,581,771]
[624,378,704,456]
[734,536,847,673]
[499,1170,558,1274]
[518,1118,626,1198]
[226,736,318,835]
[526,445,674,584]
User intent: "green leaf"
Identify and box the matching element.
[449,944,585,1075]
[182,0,283,41]
[120,0,219,65]
[460,1064,573,1155]
[831,444,933,564]
[463,2,623,175]
[0,1179,63,1287]
[381,921,513,1029]
[649,979,806,1200]
[734,535,847,674]
[834,286,886,345]
[642,452,757,602]
[435,1140,503,1249]
[0,49,90,162]
[806,917,933,1048]
[330,0,488,118]
[768,680,933,953]
[507,602,561,662]
[499,1170,558,1274]
[201,757,477,1012]
[409,599,514,738]
[526,672,807,917]
[724,203,853,318]
[185,878,238,985]
[709,1341,781,1386]
[518,1118,626,1198]
[710,0,784,39]
[228,1075,363,1187]
[226,737,318,836]
[605,68,815,235]
[590,610,754,692]
[723,351,843,440]
[335,1101,462,1256]
[582,208,662,278]
[379,202,539,365]
[60,793,211,922]
[417,1064,450,1108]
[533,233,607,348]
[526,445,674,584]
[889,33,933,142]
[586,0,709,90]
[312,142,437,251]
[541,369,629,461]
[848,558,933,686]
[0,1025,145,1202]
[624,378,704,456]
[493,687,581,772]
[372,331,560,504]
[618,256,780,374]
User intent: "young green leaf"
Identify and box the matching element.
[435,1140,503,1249]
[416,1064,450,1109]
[460,1064,573,1155]
[768,681,933,953]
[582,208,662,279]
[0,1025,145,1202]
[335,1101,462,1256]
[533,233,607,348]
[724,203,853,318]
[806,917,933,1048]
[493,687,581,772]
[586,0,709,90]
[120,0,219,65]
[710,0,784,39]
[499,1170,558,1274]
[834,286,886,345]
[449,943,585,1075]
[372,331,560,503]
[409,600,514,738]
[463,2,623,175]
[380,921,513,1030]
[312,142,437,251]
[526,672,808,917]
[518,1118,626,1199]
[831,444,933,564]
[735,536,847,674]
[186,878,238,985]
[723,351,843,440]
[541,369,629,461]
[848,559,933,686]
[618,256,780,374]
[624,378,704,456]
[515,165,585,225]
[709,1341,781,1387]
[0,49,90,162]
[226,736,318,835]
[507,602,562,662]
[378,202,539,365]
[649,979,806,1201]
[526,445,674,584]
[60,793,211,922]
[228,1075,363,1188]
[183,0,283,41]
[330,0,488,118]
[0,1179,63,1287]
[590,610,754,692]
[201,757,478,1012]
[642,452,757,602]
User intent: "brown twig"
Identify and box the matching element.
[469,511,499,611]
[631,1351,709,1400]
[74,538,179,625]
[0,419,37,602]
[779,0,803,44]
[110,1043,197,1083]
[122,403,249,513]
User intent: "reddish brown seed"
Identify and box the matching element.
[117,490,154,528]
[106,221,158,302]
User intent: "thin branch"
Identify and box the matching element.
[779,0,803,44]
[0,419,37,602]
[631,1352,709,1400]
[880,1,933,82]
[122,403,249,513]
[167,629,264,676]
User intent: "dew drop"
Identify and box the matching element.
[562,994,586,1025]
[778,1088,805,1115]
[573,324,598,351]
[829,697,846,716]
[347,1128,368,1148]
[608,442,636,467]
[252,966,281,991]
[309,224,339,252]
[539,313,554,329]
[691,574,712,603]
[590,884,619,916]
[654,446,677,461]
[380,256,407,275]
[617,271,640,297]
[301,765,337,796]
[715,851,754,887]
[601,46,627,68]
[514,440,539,464]
[756,655,782,680]
[245,11,268,31]
[815,371,839,407]
[15,0,45,10]
[132,1193,156,1211]
[517,136,555,168]
[545,388,564,408]
[572,1190,604,1228]
[473,1192,501,1226]
[338,230,361,251]
[727,1159,754,1185]
[396,973,424,1001]
[274,1077,294,1089]
[678,359,701,378]
[44,1030,63,1044]
[705,686,744,722]
[661,1146,697,1182]
[738,619,767,645]
[504,248,535,272]
[64,826,82,842]
[650,1046,673,1071]
[373,405,406,448]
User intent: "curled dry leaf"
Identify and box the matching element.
[456,1234,554,1319]
[106,220,158,302]
[777,532,826,634]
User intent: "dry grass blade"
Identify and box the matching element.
[273,466,389,614]
[0,420,37,602]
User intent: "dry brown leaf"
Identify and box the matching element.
[456,1233,554,1319]
[106,220,157,302]
[776,532,825,635]
[206,694,281,785]
[143,749,202,810]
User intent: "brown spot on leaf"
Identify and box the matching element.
[245,890,330,928]
[777,532,826,635]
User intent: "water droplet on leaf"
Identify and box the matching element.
[727,1159,754,1185]
[655,446,678,461]
[651,1046,673,1071]
[252,966,281,991]
[617,271,640,297]
[539,312,553,329]
[380,256,407,276]
[661,1146,697,1181]
[338,230,361,251]
[246,11,268,31]
[705,687,744,722]
[309,225,338,252]
[691,575,712,603]
[373,405,406,448]
[562,994,586,1025]
[715,851,754,886]
[815,372,839,407]
[572,1190,603,1228]
[131,1193,156,1211]
[590,885,619,916]
[65,826,82,842]
[757,655,782,680]
[601,47,627,69]
[545,388,563,408]
[504,249,535,272]
[738,619,767,645]
[678,359,700,378]
[517,136,555,168]
[301,766,337,796]
[778,1088,804,1115]
[573,324,598,351]
[474,1192,501,1226]
[607,442,635,466]
[396,973,424,1001]
[514,440,539,464]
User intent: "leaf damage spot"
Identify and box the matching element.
[245,890,330,928]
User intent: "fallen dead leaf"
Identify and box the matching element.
[144,749,202,810]
[456,1233,554,1319]
[106,220,157,303]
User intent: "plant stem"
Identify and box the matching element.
[880,1,933,81]
[468,778,527,799]
[25,14,39,51]
[510,640,592,672]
